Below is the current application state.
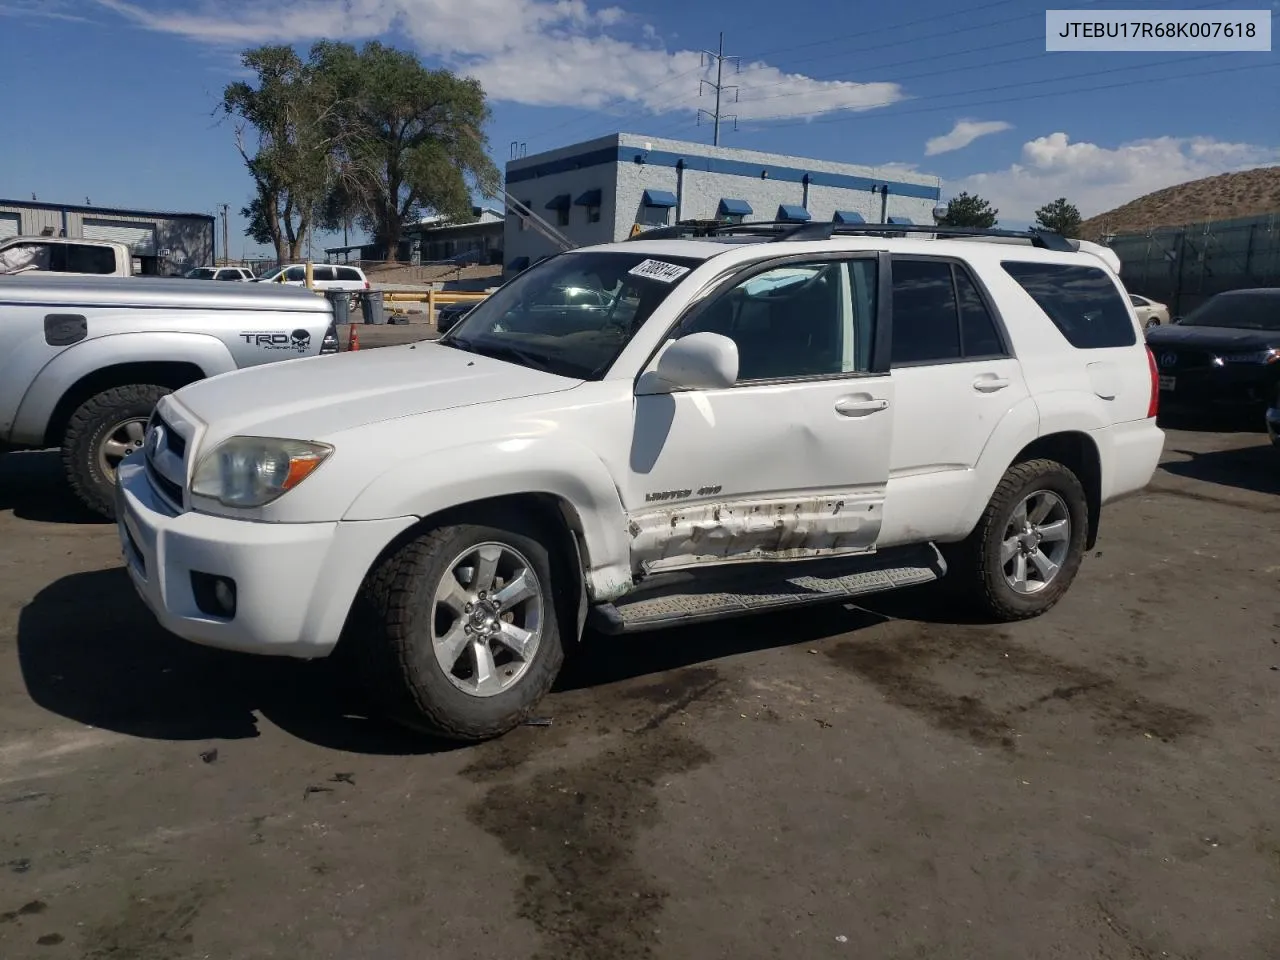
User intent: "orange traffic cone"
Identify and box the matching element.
[348,323,360,351]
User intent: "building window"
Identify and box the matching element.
[640,205,670,227]
[574,189,603,225]
[588,206,601,223]
[717,198,753,224]
[556,206,570,227]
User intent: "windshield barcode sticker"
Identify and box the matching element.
[628,259,691,283]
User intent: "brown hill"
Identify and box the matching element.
[1079,165,1280,240]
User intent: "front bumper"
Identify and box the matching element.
[115,457,415,658]
[1155,363,1276,406]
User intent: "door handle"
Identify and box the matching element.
[972,376,1010,393]
[834,396,889,416]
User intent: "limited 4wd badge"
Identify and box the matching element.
[240,329,312,353]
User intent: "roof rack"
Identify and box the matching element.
[625,219,1075,252]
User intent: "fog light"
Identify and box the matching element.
[191,571,237,619]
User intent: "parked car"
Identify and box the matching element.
[116,223,1164,742]
[0,235,134,277]
[255,263,370,293]
[1129,293,1170,328]
[0,273,340,518]
[1146,288,1280,408]
[435,300,474,334]
[184,266,256,281]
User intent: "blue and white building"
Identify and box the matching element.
[502,132,943,270]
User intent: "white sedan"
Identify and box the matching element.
[1130,293,1170,328]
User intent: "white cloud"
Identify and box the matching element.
[924,119,1011,157]
[0,0,92,21]
[953,132,1280,222]
[87,0,905,121]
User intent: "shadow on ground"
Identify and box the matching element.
[19,566,962,753]
[0,450,107,525]
[1159,444,1280,497]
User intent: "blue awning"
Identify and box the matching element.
[642,189,678,208]
[833,210,865,224]
[508,256,530,271]
[888,216,913,225]
[717,198,753,217]
[574,189,602,207]
[544,194,571,210]
[777,204,811,222]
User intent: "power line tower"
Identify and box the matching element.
[697,32,739,146]
[217,203,230,266]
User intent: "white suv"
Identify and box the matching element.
[255,263,370,292]
[115,223,1165,741]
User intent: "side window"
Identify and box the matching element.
[680,259,876,381]
[311,265,336,281]
[336,266,361,281]
[954,266,1005,357]
[285,266,306,282]
[215,269,239,280]
[1001,262,1137,349]
[65,244,117,274]
[890,259,960,365]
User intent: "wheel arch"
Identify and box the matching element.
[1010,431,1103,550]
[43,360,207,448]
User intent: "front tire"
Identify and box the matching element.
[62,383,172,520]
[948,458,1089,622]
[356,515,566,741]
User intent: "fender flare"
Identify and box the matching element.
[12,332,236,445]
[342,436,635,602]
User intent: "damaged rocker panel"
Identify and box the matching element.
[628,492,884,574]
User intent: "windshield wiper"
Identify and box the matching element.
[448,338,553,372]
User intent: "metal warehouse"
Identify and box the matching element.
[0,198,215,275]
[503,132,943,269]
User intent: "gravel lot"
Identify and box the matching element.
[1,414,1277,960]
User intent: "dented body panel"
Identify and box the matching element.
[628,491,882,574]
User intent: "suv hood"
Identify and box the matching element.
[1146,325,1280,351]
[168,341,581,443]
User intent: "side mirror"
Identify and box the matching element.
[636,332,739,395]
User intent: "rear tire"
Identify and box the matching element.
[946,458,1089,622]
[62,383,171,520]
[355,513,566,741]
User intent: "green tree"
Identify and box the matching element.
[222,46,345,262]
[1034,197,1083,238]
[936,191,998,228]
[311,41,501,258]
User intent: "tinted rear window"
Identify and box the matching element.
[336,267,363,281]
[1001,262,1136,349]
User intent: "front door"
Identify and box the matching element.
[613,255,896,575]
[877,255,1031,545]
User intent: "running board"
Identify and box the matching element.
[588,544,946,635]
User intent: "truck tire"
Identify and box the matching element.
[947,458,1088,622]
[63,383,171,520]
[355,514,567,741]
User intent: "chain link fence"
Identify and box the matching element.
[1103,213,1280,317]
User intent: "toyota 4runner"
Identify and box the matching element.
[115,222,1165,741]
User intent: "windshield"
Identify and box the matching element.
[186,267,216,279]
[441,250,705,379]
[257,268,283,282]
[1179,293,1280,330]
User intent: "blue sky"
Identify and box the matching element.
[1,0,1276,257]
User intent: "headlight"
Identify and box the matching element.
[1222,349,1280,365]
[190,436,333,508]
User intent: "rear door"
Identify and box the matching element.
[879,256,1031,543]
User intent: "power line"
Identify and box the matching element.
[697,32,740,146]
[750,60,1277,132]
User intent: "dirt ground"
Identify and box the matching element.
[1,413,1278,960]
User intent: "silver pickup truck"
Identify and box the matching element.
[0,273,340,519]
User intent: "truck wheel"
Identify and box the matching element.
[949,458,1088,622]
[356,515,566,741]
[63,384,171,520]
